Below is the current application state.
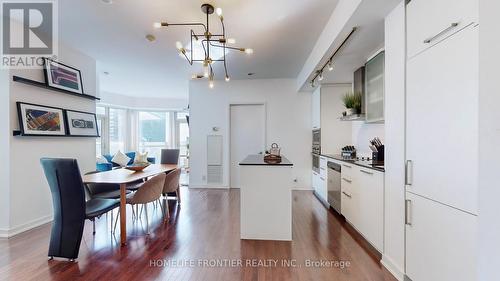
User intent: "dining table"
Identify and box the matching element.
[82,164,178,245]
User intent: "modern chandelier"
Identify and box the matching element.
[154,3,254,88]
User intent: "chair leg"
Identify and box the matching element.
[113,209,120,233]
[144,204,149,235]
[139,205,144,219]
[164,198,170,219]
[110,211,114,233]
[92,219,96,235]
[176,188,181,205]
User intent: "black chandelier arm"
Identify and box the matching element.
[209,42,244,52]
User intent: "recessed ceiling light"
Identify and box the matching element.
[101,0,113,4]
[145,34,156,42]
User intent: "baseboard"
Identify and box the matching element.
[381,255,405,281]
[1,215,53,238]
[0,228,8,238]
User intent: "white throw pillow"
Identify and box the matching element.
[96,156,109,164]
[134,151,149,164]
[111,151,131,167]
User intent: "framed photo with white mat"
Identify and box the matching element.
[65,110,99,137]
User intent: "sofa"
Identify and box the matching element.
[96,152,156,172]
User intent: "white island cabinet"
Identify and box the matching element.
[239,155,293,241]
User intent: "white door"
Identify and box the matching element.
[406,25,478,214]
[230,104,266,189]
[405,192,477,281]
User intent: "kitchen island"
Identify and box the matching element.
[239,154,293,241]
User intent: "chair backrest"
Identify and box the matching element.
[163,168,181,195]
[129,173,166,205]
[40,158,86,221]
[160,149,180,164]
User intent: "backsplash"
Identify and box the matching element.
[351,122,385,157]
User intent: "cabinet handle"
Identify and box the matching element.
[342,178,352,183]
[405,160,413,186]
[405,199,412,226]
[342,164,352,169]
[423,22,459,43]
[320,177,325,181]
[320,167,326,170]
[360,170,373,175]
[342,191,352,198]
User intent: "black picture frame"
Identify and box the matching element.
[16,102,67,136]
[64,109,100,137]
[43,58,84,95]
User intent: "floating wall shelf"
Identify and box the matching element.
[339,114,366,121]
[12,76,100,101]
[12,130,99,137]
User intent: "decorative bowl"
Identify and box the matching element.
[125,162,150,172]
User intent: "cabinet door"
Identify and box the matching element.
[406,192,477,281]
[341,172,359,228]
[312,171,319,195]
[357,168,384,251]
[365,51,385,123]
[312,87,321,129]
[406,0,477,58]
[406,25,478,214]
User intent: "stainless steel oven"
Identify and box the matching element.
[312,129,321,154]
[312,153,320,173]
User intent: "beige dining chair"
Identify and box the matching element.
[161,168,182,218]
[113,173,166,235]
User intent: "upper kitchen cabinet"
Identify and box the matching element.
[365,51,385,123]
[406,0,478,59]
[312,87,321,129]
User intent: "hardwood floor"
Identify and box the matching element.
[0,188,396,281]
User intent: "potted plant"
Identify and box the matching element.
[343,91,362,116]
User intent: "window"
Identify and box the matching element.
[109,108,127,154]
[95,106,106,156]
[138,111,170,160]
[176,112,190,167]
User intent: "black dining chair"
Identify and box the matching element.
[40,158,119,261]
[160,149,180,165]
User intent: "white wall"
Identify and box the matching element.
[100,91,188,111]
[351,122,384,157]
[381,2,405,280]
[189,79,311,190]
[5,44,97,237]
[478,0,500,279]
[0,69,10,236]
[320,84,353,154]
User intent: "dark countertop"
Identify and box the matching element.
[239,155,293,166]
[322,154,385,172]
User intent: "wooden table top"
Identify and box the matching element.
[83,164,178,184]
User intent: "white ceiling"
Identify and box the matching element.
[58,0,339,99]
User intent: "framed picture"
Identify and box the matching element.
[43,58,84,94]
[65,110,99,137]
[17,102,67,136]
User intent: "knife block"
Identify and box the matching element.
[372,145,384,161]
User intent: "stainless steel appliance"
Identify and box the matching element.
[312,153,320,173]
[327,161,342,214]
[312,129,321,154]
